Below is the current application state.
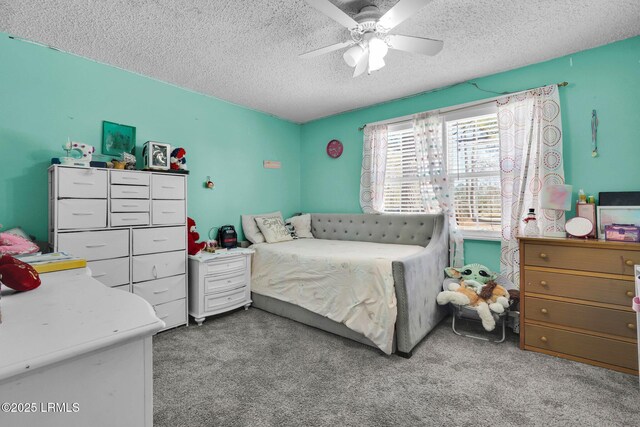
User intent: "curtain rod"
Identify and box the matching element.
[358,81,569,131]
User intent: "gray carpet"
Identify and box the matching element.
[153,308,639,427]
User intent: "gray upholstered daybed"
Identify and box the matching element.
[250,213,449,357]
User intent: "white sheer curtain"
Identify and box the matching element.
[413,112,464,267]
[360,124,388,213]
[498,84,565,286]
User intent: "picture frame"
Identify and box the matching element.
[596,205,640,239]
[142,141,171,170]
[102,121,136,156]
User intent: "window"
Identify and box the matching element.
[381,104,501,240]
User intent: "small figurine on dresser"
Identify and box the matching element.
[170,147,188,171]
[522,208,540,237]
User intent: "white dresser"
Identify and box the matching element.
[188,249,254,325]
[48,165,188,331]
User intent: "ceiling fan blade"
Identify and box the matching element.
[387,34,443,56]
[299,41,354,58]
[378,0,432,30]
[305,0,358,29]
[353,50,370,77]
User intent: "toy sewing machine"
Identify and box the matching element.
[60,141,95,167]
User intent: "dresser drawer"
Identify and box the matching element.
[525,296,637,339]
[152,174,184,200]
[524,324,638,371]
[58,199,107,229]
[204,255,246,276]
[132,226,186,255]
[203,287,247,313]
[152,200,185,225]
[110,170,149,186]
[57,229,129,261]
[111,199,150,213]
[132,250,186,283]
[58,168,107,198]
[154,298,186,330]
[133,274,185,306]
[111,212,150,227]
[524,269,635,307]
[523,243,638,275]
[87,257,130,287]
[111,185,150,199]
[204,271,246,295]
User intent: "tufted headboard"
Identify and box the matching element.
[309,213,444,247]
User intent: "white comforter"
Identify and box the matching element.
[251,239,424,354]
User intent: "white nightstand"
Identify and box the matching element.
[187,248,254,325]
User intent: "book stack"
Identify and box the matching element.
[17,252,87,274]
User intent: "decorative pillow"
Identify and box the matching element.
[0,255,41,292]
[0,232,40,256]
[241,211,282,244]
[286,214,314,239]
[254,216,293,243]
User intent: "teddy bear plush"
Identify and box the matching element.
[436,263,510,331]
[187,217,206,256]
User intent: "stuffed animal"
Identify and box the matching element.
[436,263,510,331]
[187,217,206,256]
[170,147,187,171]
[0,254,41,292]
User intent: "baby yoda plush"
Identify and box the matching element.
[436,263,510,331]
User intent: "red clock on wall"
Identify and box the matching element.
[326,139,343,158]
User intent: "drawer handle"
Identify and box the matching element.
[625,259,634,266]
[122,204,138,207]
[122,176,137,180]
[152,265,158,279]
[540,308,548,314]
[161,185,177,189]
[539,253,547,259]
[85,243,107,248]
[153,288,169,294]
[93,273,107,278]
[540,281,548,287]
[72,212,94,216]
[628,323,637,330]
[122,190,138,194]
[72,181,94,185]
[162,211,177,214]
[627,291,635,298]
[122,217,139,221]
[153,238,169,242]
[540,336,548,343]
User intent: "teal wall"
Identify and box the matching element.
[300,37,640,272]
[0,33,301,242]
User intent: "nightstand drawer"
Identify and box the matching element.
[58,199,107,229]
[152,200,185,225]
[133,250,185,283]
[111,185,150,199]
[524,243,638,275]
[203,288,247,313]
[133,226,185,255]
[204,271,246,295]
[155,298,186,330]
[524,324,638,371]
[204,255,246,276]
[133,274,185,306]
[152,175,184,200]
[525,296,637,339]
[111,199,150,213]
[58,229,129,261]
[524,269,635,307]
[58,167,107,198]
[88,257,129,287]
[111,212,150,227]
[110,170,149,186]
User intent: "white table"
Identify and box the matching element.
[0,268,164,427]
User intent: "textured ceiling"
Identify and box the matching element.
[1,0,639,123]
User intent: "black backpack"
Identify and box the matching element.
[217,225,238,249]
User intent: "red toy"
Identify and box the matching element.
[0,254,41,292]
[187,217,206,256]
[170,147,187,171]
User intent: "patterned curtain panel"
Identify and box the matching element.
[498,84,565,286]
[360,124,388,213]
[413,112,464,267]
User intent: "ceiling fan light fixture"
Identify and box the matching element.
[368,53,385,73]
[368,36,389,59]
[343,44,364,68]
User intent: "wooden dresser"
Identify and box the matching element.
[519,237,638,374]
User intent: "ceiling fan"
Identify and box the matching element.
[300,0,443,77]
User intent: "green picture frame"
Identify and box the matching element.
[102,121,136,156]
